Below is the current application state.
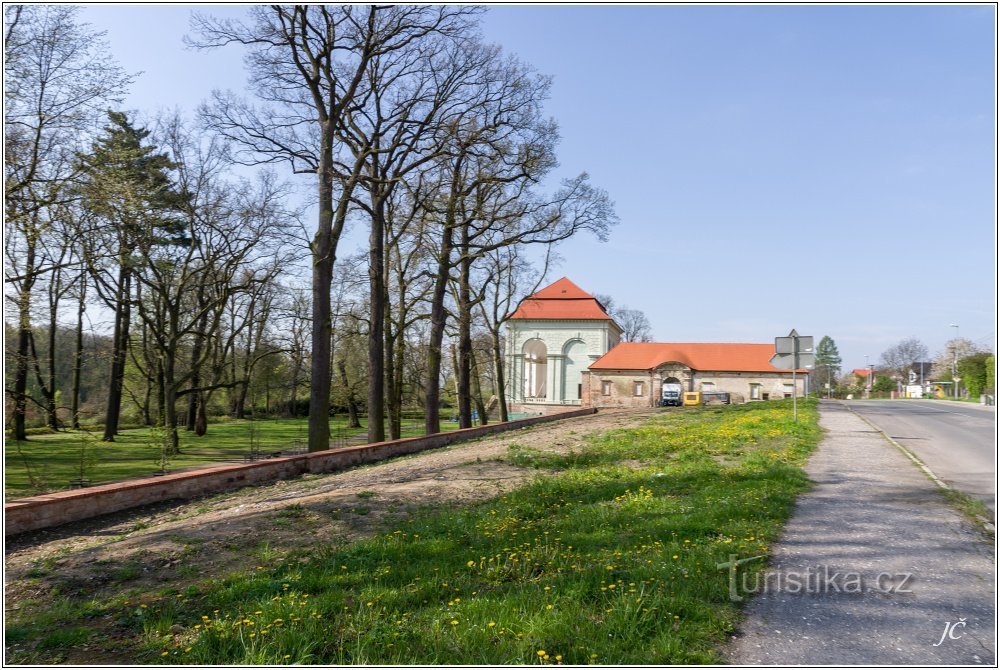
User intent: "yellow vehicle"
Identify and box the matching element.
[683,391,701,406]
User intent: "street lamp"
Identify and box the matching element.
[950,324,960,399]
[864,354,871,395]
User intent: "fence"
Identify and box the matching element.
[5,407,597,535]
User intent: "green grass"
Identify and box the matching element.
[90,400,820,664]
[6,417,460,496]
[5,400,822,664]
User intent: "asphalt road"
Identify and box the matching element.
[841,399,996,514]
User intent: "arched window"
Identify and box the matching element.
[562,339,587,401]
[522,339,547,399]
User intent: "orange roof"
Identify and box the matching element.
[510,277,614,321]
[589,342,795,373]
[530,277,595,300]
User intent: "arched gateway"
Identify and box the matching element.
[505,278,621,414]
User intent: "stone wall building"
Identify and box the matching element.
[505,277,807,413]
[581,342,806,408]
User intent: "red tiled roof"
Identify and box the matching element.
[530,277,595,300]
[589,342,794,373]
[510,277,614,321]
[852,368,872,377]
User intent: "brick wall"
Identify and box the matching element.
[5,408,596,536]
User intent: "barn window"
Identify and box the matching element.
[601,381,612,396]
[633,382,645,397]
[750,383,761,400]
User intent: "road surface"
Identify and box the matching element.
[727,401,995,665]
[842,399,996,515]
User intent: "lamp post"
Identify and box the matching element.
[949,324,960,399]
[863,355,871,396]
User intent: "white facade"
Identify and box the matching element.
[506,319,620,409]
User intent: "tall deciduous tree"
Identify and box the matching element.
[4,5,132,440]
[191,5,476,452]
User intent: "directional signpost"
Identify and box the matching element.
[770,329,814,421]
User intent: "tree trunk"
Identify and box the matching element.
[424,188,457,435]
[308,133,361,451]
[194,392,207,436]
[456,225,473,429]
[385,315,400,440]
[103,264,130,441]
[185,294,207,430]
[367,193,386,443]
[337,358,361,429]
[44,297,59,430]
[233,380,249,419]
[470,346,488,426]
[13,321,31,441]
[492,331,509,422]
[71,273,86,429]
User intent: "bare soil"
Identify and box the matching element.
[5,408,660,662]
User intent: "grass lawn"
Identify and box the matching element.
[5,399,821,665]
[6,417,461,497]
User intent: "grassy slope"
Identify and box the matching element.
[6,418,460,496]
[5,400,821,665]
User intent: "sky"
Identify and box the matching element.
[78,3,997,372]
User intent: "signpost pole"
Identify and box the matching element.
[771,330,813,423]
[792,333,798,422]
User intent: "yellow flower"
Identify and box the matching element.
[450,620,459,625]
[537,650,547,657]
[488,622,496,627]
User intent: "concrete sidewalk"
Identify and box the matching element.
[726,401,996,665]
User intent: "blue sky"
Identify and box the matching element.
[80,4,996,371]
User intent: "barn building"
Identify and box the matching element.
[505,278,806,414]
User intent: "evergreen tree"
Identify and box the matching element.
[76,111,188,441]
[814,335,842,397]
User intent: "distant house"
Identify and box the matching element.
[505,277,807,413]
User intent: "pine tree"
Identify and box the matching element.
[815,335,842,398]
[76,111,189,441]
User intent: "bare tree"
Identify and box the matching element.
[878,337,930,384]
[615,308,653,343]
[474,243,559,423]
[4,5,133,439]
[191,5,476,452]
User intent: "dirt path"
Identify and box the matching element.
[5,408,659,621]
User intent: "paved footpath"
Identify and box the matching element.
[726,401,996,665]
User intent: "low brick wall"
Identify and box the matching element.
[5,408,596,536]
